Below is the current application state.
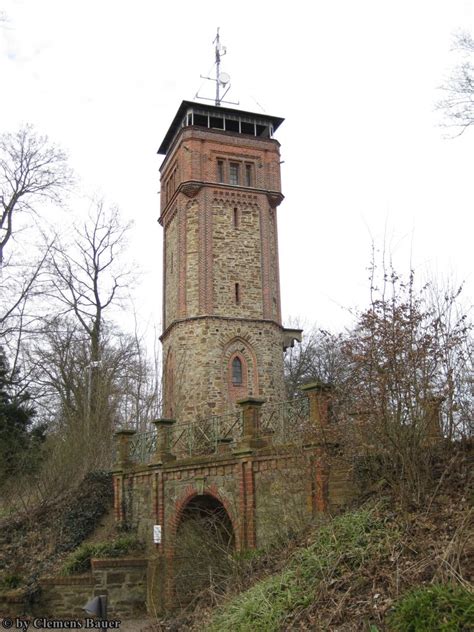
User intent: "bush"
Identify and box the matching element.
[56,471,113,553]
[61,535,144,575]
[388,584,474,631]
[0,573,22,590]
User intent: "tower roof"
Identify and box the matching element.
[158,100,284,155]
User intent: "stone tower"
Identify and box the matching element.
[158,101,300,423]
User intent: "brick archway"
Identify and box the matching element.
[164,485,240,606]
[168,484,240,553]
[222,336,259,404]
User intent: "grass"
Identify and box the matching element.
[388,584,474,632]
[207,505,396,631]
[0,573,22,590]
[61,535,144,575]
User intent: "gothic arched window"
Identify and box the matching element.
[232,356,243,385]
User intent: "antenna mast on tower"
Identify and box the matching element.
[195,28,239,107]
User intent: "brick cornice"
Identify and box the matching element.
[159,180,284,226]
[160,315,284,342]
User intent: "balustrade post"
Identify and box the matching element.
[150,419,176,465]
[299,382,333,427]
[217,436,233,455]
[235,397,266,452]
[113,428,136,468]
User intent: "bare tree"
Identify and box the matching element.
[284,322,347,398]
[0,126,73,364]
[0,126,73,263]
[340,261,472,505]
[47,201,133,439]
[426,279,473,440]
[437,31,474,136]
[49,201,131,361]
[25,318,161,492]
[117,323,162,431]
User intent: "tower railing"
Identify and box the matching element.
[128,430,157,464]
[258,397,310,442]
[126,411,243,463]
[122,395,318,465]
[170,411,242,457]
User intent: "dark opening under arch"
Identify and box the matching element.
[174,494,235,604]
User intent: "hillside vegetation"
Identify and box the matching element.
[155,444,473,631]
[0,472,114,597]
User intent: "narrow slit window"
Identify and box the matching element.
[229,162,240,185]
[233,207,238,228]
[235,282,240,304]
[245,164,253,187]
[232,357,242,385]
[217,160,224,183]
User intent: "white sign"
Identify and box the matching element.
[153,524,162,544]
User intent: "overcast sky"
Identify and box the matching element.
[1,0,473,337]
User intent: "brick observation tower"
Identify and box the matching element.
[158,100,301,423]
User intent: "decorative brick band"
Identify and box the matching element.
[272,207,282,323]
[178,204,187,317]
[204,188,214,312]
[91,558,147,569]
[259,204,271,319]
[40,576,93,586]
[162,223,168,329]
[160,314,284,341]
[198,194,206,313]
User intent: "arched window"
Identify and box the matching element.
[232,356,242,385]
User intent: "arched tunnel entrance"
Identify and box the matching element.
[173,494,235,605]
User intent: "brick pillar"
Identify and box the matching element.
[232,398,264,550]
[299,382,333,427]
[112,430,135,527]
[147,555,167,616]
[315,448,329,512]
[235,397,266,451]
[114,428,136,468]
[300,383,333,514]
[147,467,168,616]
[217,437,233,455]
[150,419,176,465]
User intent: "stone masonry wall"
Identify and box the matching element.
[211,194,264,320]
[36,559,147,619]
[253,455,310,544]
[162,318,286,422]
[37,575,94,618]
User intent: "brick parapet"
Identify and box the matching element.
[91,558,147,569]
[40,575,93,586]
